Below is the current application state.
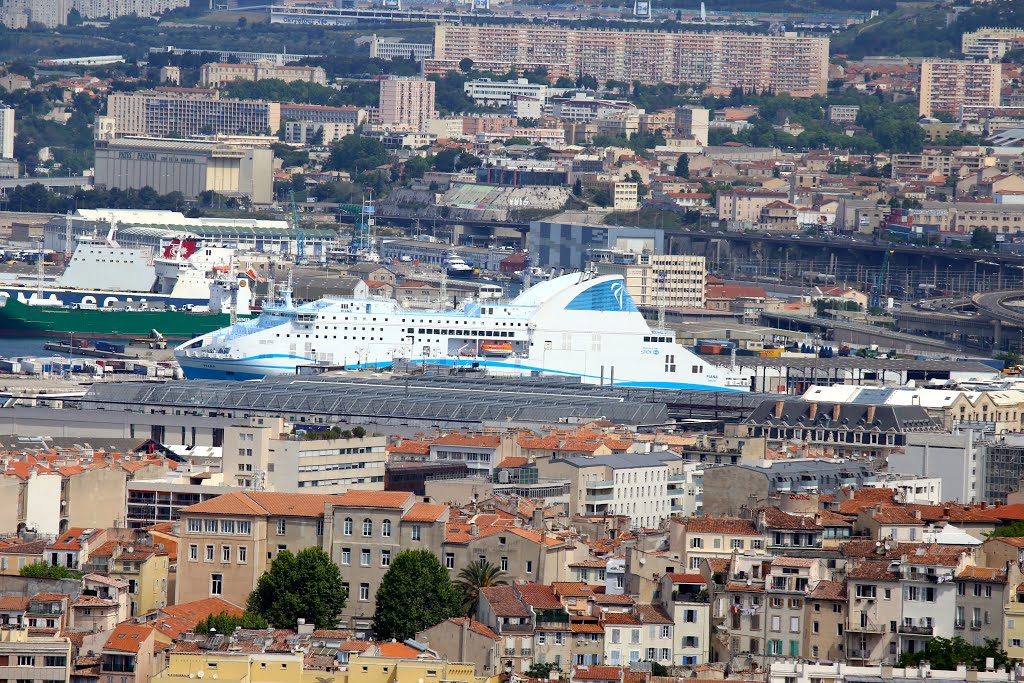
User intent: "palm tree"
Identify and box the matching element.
[456,559,508,618]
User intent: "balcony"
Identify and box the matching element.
[586,494,613,502]
[589,479,614,489]
[846,621,886,633]
[668,474,687,482]
[847,649,871,660]
[499,622,534,633]
[899,624,934,636]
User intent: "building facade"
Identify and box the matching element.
[378,77,436,132]
[918,61,1002,118]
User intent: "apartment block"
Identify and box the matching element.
[221,419,386,493]
[464,78,549,107]
[106,90,281,137]
[918,61,1001,117]
[428,24,829,96]
[962,28,1024,61]
[675,105,709,146]
[200,61,327,87]
[369,34,434,62]
[283,121,356,145]
[593,253,707,309]
[378,77,436,132]
[0,107,13,160]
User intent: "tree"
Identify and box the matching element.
[971,226,996,250]
[373,549,462,641]
[458,58,475,74]
[572,178,583,196]
[325,135,389,174]
[554,77,575,88]
[352,426,366,438]
[456,559,508,617]
[593,190,610,207]
[247,547,347,629]
[647,661,669,676]
[20,562,79,579]
[987,520,1024,538]
[194,611,268,634]
[897,636,1007,671]
[526,663,561,679]
[675,154,690,179]
[996,351,1022,369]
[403,155,430,180]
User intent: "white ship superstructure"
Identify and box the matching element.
[175,272,750,391]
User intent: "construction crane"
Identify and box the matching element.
[289,190,306,265]
[337,195,376,260]
[870,249,894,310]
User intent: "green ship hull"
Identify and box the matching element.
[0,296,237,340]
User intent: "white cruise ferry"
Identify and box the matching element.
[175,272,751,391]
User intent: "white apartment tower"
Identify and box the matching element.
[378,77,436,132]
[0,107,14,159]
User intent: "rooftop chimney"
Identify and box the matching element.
[808,403,818,421]
[774,400,785,418]
[866,405,877,423]
[832,403,841,421]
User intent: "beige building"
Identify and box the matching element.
[177,491,339,607]
[200,61,327,88]
[416,617,501,678]
[717,187,790,222]
[962,28,1024,61]
[222,418,387,493]
[803,580,846,661]
[669,516,767,571]
[675,105,709,146]
[379,77,436,132]
[428,24,829,96]
[919,61,1002,117]
[593,253,706,309]
[845,562,900,664]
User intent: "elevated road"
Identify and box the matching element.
[760,311,961,354]
[973,290,1024,328]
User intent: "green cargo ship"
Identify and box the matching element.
[0,296,238,340]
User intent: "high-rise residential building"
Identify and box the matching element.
[0,107,14,159]
[962,28,1024,61]
[106,90,281,137]
[427,24,829,97]
[593,253,707,309]
[378,76,436,131]
[918,60,1002,117]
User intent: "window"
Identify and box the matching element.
[382,519,392,537]
[221,545,231,563]
[238,546,247,563]
[855,584,876,599]
[381,550,391,567]
[731,539,743,549]
[412,524,422,541]
[205,545,214,562]
[445,553,455,569]
[661,626,670,638]
[237,520,251,535]
[501,556,509,571]
[660,648,670,661]
[276,519,287,535]
[361,549,371,566]
[342,548,352,565]
[690,538,703,549]
[316,519,324,537]
[211,573,223,596]
[363,519,373,536]
[526,560,534,573]
[684,610,697,623]
[187,518,201,533]
[17,656,34,666]
[343,518,353,535]
[43,656,66,667]
[189,544,198,561]
[359,583,370,601]
[220,519,235,534]
[752,540,762,549]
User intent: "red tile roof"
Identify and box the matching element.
[402,503,447,523]
[517,583,563,610]
[678,516,760,535]
[103,624,154,653]
[440,617,499,640]
[332,490,412,509]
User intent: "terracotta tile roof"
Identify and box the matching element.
[375,641,424,658]
[552,582,595,597]
[434,434,501,448]
[635,604,672,624]
[517,583,563,610]
[678,516,760,535]
[332,490,412,509]
[0,540,49,555]
[83,573,128,588]
[818,509,854,526]
[986,537,1024,548]
[847,561,899,581]
[573,665,623,681]
[30,593,69,602]
[73,595,116,608]
[706,558,730,573]
[957,566,1007,582]
[159,597,244,628]
[497,457,529,468]
[665,573,705,584]
[402,503,447,523]
[852,487,897,502]
[593,594,634,605]
[808,580,846,601]
[569,558,609,569]
[904,545,963,567]
[759,507,822,530]
[341,641,373,652]
[49,528,93,550]
[389,440,431,455]
[871,506,925,525]
[602,612,641,625]
[726,581,765,593]
[180,491,275,516]
[246,492,340,517]
[0,596,29,610]
[570,622,605,633]
[442,617,499,640]
[103,624,153,653]
[480,585,530,617]
[771,557,816,568]
[980,503,1024,521]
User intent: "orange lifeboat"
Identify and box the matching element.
[480,341,513,356]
